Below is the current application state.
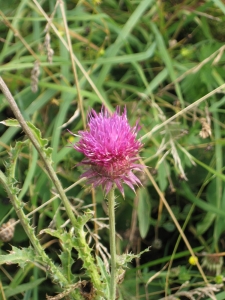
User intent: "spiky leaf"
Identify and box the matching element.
[40,229,75,282]
[0,246,41,269]
[116,247,150,267]
[1,119,52,161]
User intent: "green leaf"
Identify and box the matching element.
[96,256,110,297]
[0,95,8,112]
[5,140,29,194]
[5,278,46,297]
[76,210,94,228]
[18,147,38,200]
[157,162,168,192]
[27,122,53,160]
[138,188,151,238]
[0,118,52,161]
[179,183,225,217]
[117,247,150,267]
[27,122,48,148]
[96,0,155,85]
[40,228,76,282]
[40,228,65,240]
[162,222,175,232]
[58,251,75,283]
[150,22,184,107]
[178,266,191,282]
[0,246,40,268]
[213,186,225,246]
[0,118,20,127]
[196,178,217,235]
[209,95,225,112]
[196,212,216,235]
[212,0,225,15]
[206,291,225,300]
[96,43,156,64]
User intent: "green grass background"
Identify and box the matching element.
[1,0,225,299]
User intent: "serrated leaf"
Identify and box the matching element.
[40,229,72,248]
[0,119,20,127]
[0,119,52,161]
[0,246,41,268]
[58,251,75,283]
[40,228,64,240]
[5,140,29,194]
[138,188,151,238]
[76,210,94,228]
[27,122,53,161]
[40,228,75,281]
[27,122,48,148]
[9,140,29,167]
[116,247,150,267]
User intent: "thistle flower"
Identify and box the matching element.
[72,107,143,196]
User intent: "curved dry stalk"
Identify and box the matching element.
[59,1,86,128]
[32,0,112,111]
[160,45,225,93]
[139,158,213,297]
[0,10,60,86]
[141,83,225,142]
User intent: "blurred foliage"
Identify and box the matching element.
[1,0,225,299]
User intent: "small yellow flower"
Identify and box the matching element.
[189,256,198,266]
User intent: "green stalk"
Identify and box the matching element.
[108,187,117,300]
[0,77,77,229]
[0,170,80,299]
[0,76,102,295]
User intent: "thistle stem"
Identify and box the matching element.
[0,76,102,295]
[0,170,80,299]
[108,186,117,300]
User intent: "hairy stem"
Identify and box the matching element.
[0,76,78,228]
[108,187,117,300]
[0,76,102,294]
[0,170,80,299]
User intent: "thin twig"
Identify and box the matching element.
[0,10,60,86]
[32,0,112,111]
[59,0,86,128]
[140,158,213,295]
[141,83,225,142]
[0,178,86,235]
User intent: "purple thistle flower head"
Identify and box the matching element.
[72,107,143,196]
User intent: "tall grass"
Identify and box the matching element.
[1,1,225,299]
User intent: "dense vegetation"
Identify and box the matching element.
[1,1,225,299]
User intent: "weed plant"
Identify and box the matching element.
[0,1,225,299]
